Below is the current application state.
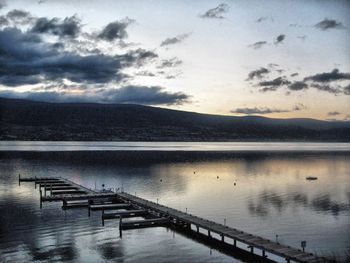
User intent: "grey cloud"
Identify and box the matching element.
[160,33,190,47]
[293,103,307,111]
[200,3,229,19]
[290,73,299,77]
[304,69,350,82]
[6,9,33,24]
[98,18,134,41]
[274,34,285,44]
[297,35,307,41]
[135,71,156,77]
[247,67,269,80]
[328,111,341,116]
[315,18,345,31]
[0,0,6,9]
[0,85,190,106]
[0,27,157,86]
[31,16,81,38]
[231,107,290,115]
[248,41,267,49]
[344,84,350,95]
[288,81,308,91]
[255,16,273,23]
[157,57,182,68]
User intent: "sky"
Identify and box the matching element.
[0,0,349,120]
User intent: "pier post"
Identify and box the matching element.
[35,176,37,189]
[88,200,91,217]
[285,258,290,263]
[119,216,123,238]
[262,250,266,258]
[18,174,21,186]
[39,189,42,209]
[233,239,237,247]
[221,234,224,242]
[208,230,211,237]
[196,226,199,233]
[248,245,254,253]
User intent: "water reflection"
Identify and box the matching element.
[0,151,350,262]
[248,191,350,218]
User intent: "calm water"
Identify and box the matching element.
[0,142,349,262]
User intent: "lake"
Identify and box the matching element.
[0,142,349,262]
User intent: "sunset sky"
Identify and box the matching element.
[0,0,349,120]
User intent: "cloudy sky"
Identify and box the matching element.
[0,0,349,120]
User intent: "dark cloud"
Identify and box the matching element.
[31,16,81,38]
[248,41,267,49]
[247,67,270,80]
[309,83,343,95]
[102,85,190,105]
[200,3,229,19]
[315,18,345,31]
[290,73,299,77]
[328,111,341,116]
[157,57,182,68]
[304,69,350,82]
[288,81,308,91]
[98,18,134,41]
[160,33,190,47]
[0,16,8,26]
[0,85,190,106]
[259,77,291,87]
[231,107,290,115]
[0,28,157,86]
[274,34,285,45]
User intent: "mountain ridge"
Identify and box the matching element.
[0,97,349,141]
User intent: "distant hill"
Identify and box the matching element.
[0,97,349,141]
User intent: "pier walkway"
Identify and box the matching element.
[19,176,330,263]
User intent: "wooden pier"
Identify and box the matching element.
[19,176,330,263]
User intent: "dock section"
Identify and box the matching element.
[19,176,330,263]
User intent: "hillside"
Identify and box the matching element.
[0,98,349,141]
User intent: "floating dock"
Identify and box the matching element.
[19,176,330,263]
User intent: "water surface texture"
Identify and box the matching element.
[0,143,349,262]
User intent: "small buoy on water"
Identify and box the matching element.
[234,182,236,186]
[217,176,219,179]
[160,179,162,182]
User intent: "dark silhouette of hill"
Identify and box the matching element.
[0,97,349,141]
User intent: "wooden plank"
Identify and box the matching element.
[103,210,146,219]
[44,186,79,190]
[51,190,86,195]
[90,203,131,210]
[120,218,169,230]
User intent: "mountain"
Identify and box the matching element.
[0,97,349,141]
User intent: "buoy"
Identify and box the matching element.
[160,179,162,182]
[217,176,219,179]
[234,183,236,186]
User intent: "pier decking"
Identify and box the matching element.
[19,176,330,263]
